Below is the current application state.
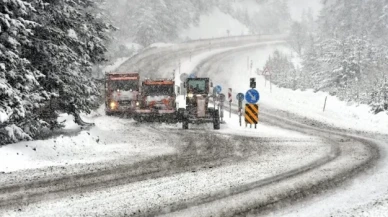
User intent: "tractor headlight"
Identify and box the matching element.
[110,101,117,110]
[188,93,194,98]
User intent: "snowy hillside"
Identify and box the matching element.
[288,0,322,20]
[225,0,261,16]
[180,8,250,40]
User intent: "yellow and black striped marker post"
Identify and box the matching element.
[245,104,259,128]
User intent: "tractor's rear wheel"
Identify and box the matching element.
[182,118,189,129]
[213,110,220,130]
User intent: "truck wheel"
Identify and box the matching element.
[213,110,220,130]
[182,119,189,130]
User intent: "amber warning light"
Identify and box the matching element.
[110,77,139,81]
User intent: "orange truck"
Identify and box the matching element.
[105,72,140,116]
[134,79,180,122]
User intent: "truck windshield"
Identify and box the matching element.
[110,80,139,91]
[144,85,174,96]
[187,80,207,94]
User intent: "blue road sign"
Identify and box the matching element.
[245,89,260,104]
[237,93,245,101]
[189,74,196,78]
[215,85,222,94]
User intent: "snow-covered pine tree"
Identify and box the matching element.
[299,0,388,112]
[264,50,296,89]
[164,0,196,32]
[288,21,307,55]
[0,0,48,145]
[24,0,112,122]
[127,0,176,47]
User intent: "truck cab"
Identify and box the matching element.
[105,73,140,116]
[134,79,178,122]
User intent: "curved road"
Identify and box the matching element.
[0,36,382,217]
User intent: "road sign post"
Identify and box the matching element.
[228,88,232,118]
[180,73,189,99]
[179,60,181,74]
[219,93,225,122]
[237,93,244,126]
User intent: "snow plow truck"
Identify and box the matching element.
[181,77,220,130]
[133,79,180,122]
[105,72,140,116]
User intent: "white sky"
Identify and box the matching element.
[288,0,322,21]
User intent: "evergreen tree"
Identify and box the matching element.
[264,50,297,89]
[25,0,111,116]
[1,0,111,145]
[300,0,388,112]
[0,0,47,144]
[288,21,307,55]
[127,0,175,46]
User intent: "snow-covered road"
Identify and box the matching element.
[0,36,384,216]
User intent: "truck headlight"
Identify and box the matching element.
[110,101,117,109]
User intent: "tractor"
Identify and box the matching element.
[181,77,220,130]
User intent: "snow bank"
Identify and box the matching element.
[0,111,8,123]
[0,111,175,173]
[149,43,175,48]
[180,8,250,40]
[124,42,143,51]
